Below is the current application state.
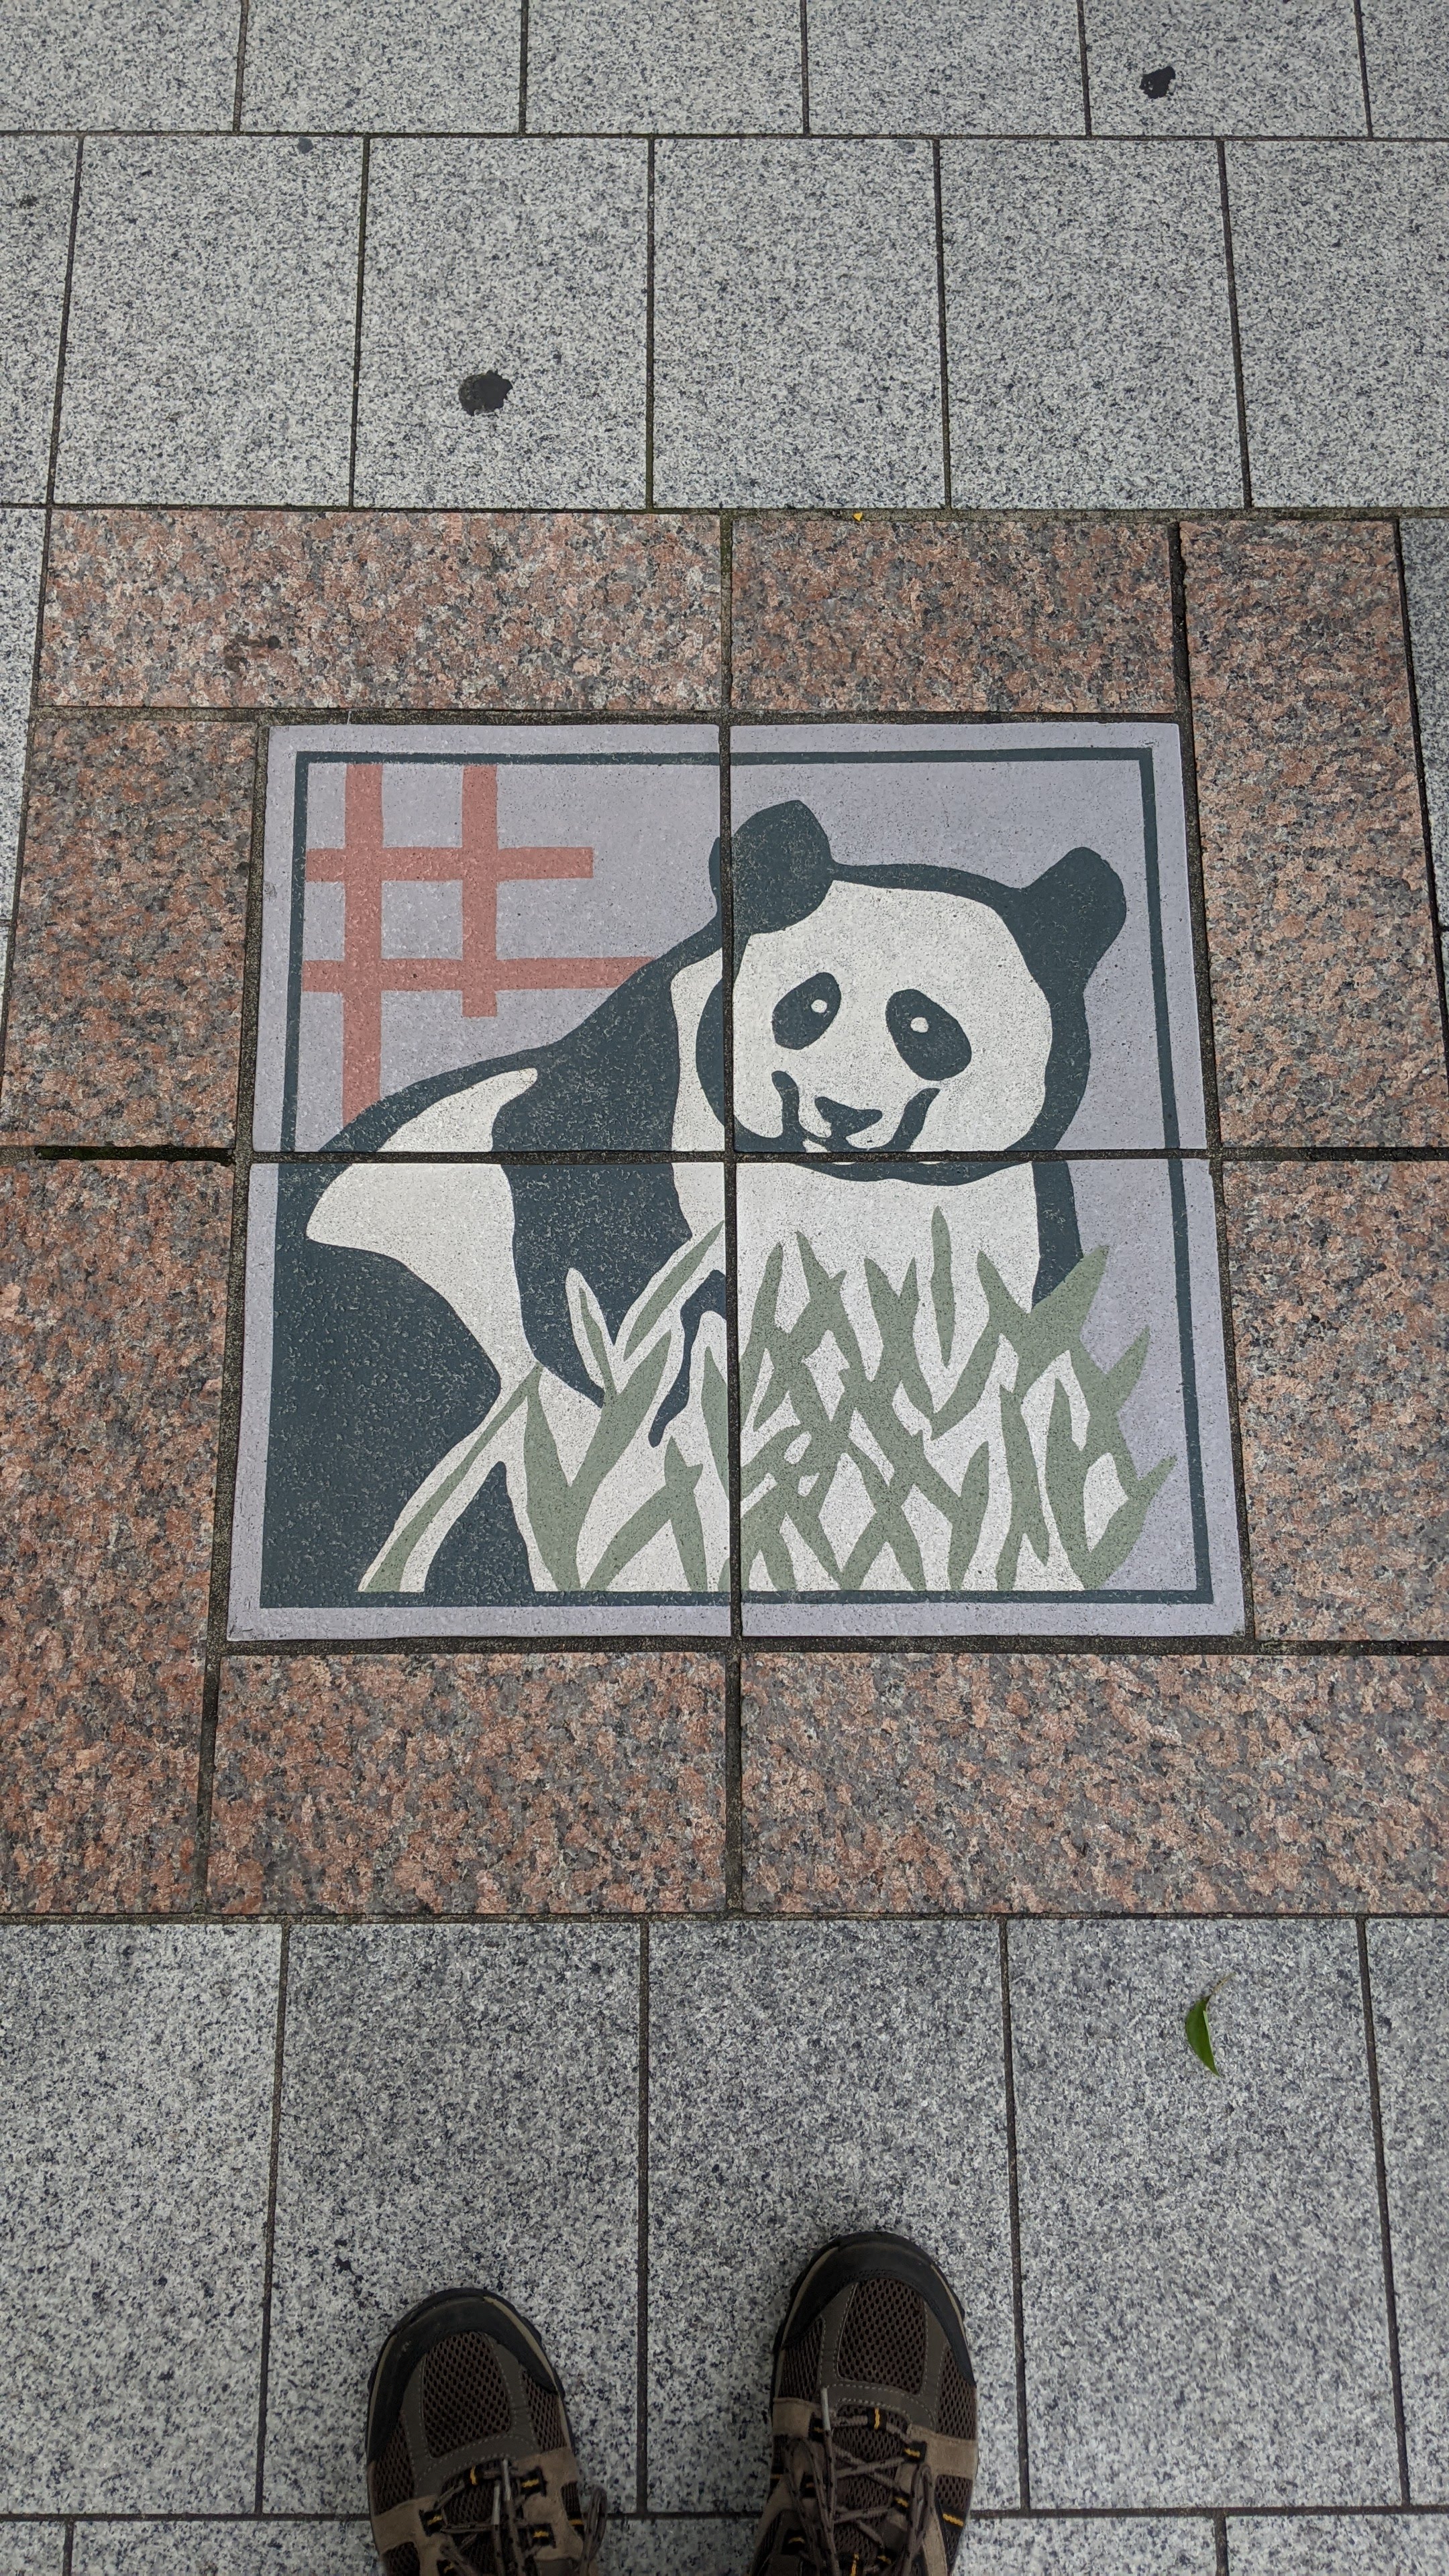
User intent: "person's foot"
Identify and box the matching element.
[749,2233,977,2576]
[366,2287,604,2576]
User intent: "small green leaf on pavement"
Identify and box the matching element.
[1184,1974,1232,2075]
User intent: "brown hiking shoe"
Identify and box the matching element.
[750,2233,978,2576]
[366,2286,605,2576]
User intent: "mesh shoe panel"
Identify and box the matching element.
[777,2312,823,2402]
[936,2345,976,2443]
[525,2377,564,2451]
[383,2551,420,2576]
[422,2332,513,2457]
[373,2416,414,2514]
[837,2275,926,2394]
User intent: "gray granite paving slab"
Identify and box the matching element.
[1228,2517,1449,2575]
[0,1927,282,2515]
[0,509,44,941]
[941,141,1240,508]
[264,1925,639,2515]
[653,141,941,508]
[1081,0,1365,136]
[647,1921,1018,2514]
[608,2523,753,2576]
[1401,521,1449,953]
[1,0,238,127]
[0,2531,64,2576]
[527,0,801,131]
[1012,1922,1399,2509]
[0,142,74,504]
[1227,142,1449,506]
[806,0,1085,133]
[966,2524,1218,2574]
[71,2525,374,2576]
[55,138,360,508]
[354,140,646,508]
[1367,1922,1449,2502]
[241,0,519,131]
[1360,1,1449,136]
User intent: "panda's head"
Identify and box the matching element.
[724,800,1127,1156]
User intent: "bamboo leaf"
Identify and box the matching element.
[930,1208,955,1366]
[700,1344,730,1491]
[583,1483,679,1593]
[1083,1452,1176,1587]
[621,1223,724,1358]
[1043,1375,1088,1578]
[662,1437,709,1593]
[946,1442,992,1591]
[566,1268,616,1398]
[521,1378,580,1589]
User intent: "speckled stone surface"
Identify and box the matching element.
[264,1923,639,2510]
[1083,0,1366,137]
[607,2522,753,2576]
[0,509,44,926]
[0,2529,63,2576]
[55,138,360,509]
[240,0,519,131]
[0,1926,279,2511]
[0,718,254,1146]
[646,1921,1018,2512]
[528,0,803,131]
[1228,2518,1449,2575]
[1,0,238,127]
[40,509,721,710]
[71,2523,375,2576]
[965,2524,1218,2575]
[1360,0,1449,135]
[0,1165,229,1913]
[1400,519,1449,941]
[808,0,1083,133]
[209,1652,726,1913]
[1366,1922,1449,2500]
[741,1651,1449,1913]
[1183,520,1447,1143]
[1226,1163,1449,1640]
[1011,1919,1399,2508]
[1227,144,1449,507]
[941,142,1241,507]
[0,140,75,503]
[731,516,1174,712]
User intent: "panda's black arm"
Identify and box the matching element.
[1032,1161,1084,1304]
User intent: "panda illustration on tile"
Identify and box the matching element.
[260,798,1174,1608]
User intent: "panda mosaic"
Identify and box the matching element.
[259,792,1185,1611]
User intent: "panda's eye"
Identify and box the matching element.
[885,987,971,1081]
[772,972,841,1051]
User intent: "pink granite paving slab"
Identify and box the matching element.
[743,1650,1449,1913]
[208,1651,727,1913]
[1183,519,1448,1144]
[730,516,1176,712]
[0,716,254,1146]
[0,1165,229,1913]
[1226,1162,1449,1640]
[39,509,720,711]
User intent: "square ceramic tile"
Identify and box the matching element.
[1,0,238,126]
[1366,1922,1449,2499]
[233,720,1242,1642]
[806,0,1084,133]
[54,138,360,508]
[1360,1,1449,136]
[1228,2520,1449,2575]
[0,2531,64,2576]
[646,1921,1018,2512]
[1081,0,1366,136]
[653,141,943,507]
[941,142,1242,508]
[1010,1921,1400,2509]
[966,2527,1218,2575]
[527,0,803,131]
[607,2524,753,2576]
[71,2527,374,2576]
[1227,143,1449,506]
[1401,521,1449,947]
[262,1924,639,2512]
[354,142,647,509]
[0,1927,281,2514]
[241,0,520,131]
[0,141,75,503]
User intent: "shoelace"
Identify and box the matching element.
[782,2390,936,2576]
[425,2459,608,2576]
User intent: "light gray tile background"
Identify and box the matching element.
[1082,0,1366,136]
[0,2530,64,2576]
[942,140,1241,507]
[0,1928,281,2515]
[1360,0,1449,136]
[0,509,45,941]
[608,2523,754,2576]
[1010,1921,1400,2510]
[652,140,943,506]
[1228,143,1449,506]
[804,0,1085,136]
[1368,1922,1449,2502]
[1,0,239,129]
[1228,2517,1449,2575]
[262,1925,640,2514]
[55,137,360,507]
[240,0,521,132]
[965,2524,1218,2574]
[355,140,647,508]
[527,0,802,132]
[646,1921,1018,2514]
[70,2525,376,2576]
[0,141,75,504]
[1401,523,1449,952]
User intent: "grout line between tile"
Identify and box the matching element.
[998,1919,1032,2511]
[720,513,734,710]
[932,142,953,508]
[253,1921,292,2514]
[519,0,530,134]
[1392,518,1449,1089]
[724,1657,744,1906]
[636,1921,650,2513]
[232,0,251,131]
[799,0,811,134]
[1216,143,1254,511]
[6,122,1449,143]
[1352,0,1376,136]
[645,140,655,511]
[1214,2510,1229,2576]
[1075,0,1093,136]
[1358,1918,1412,2506]
[61,2521,74,2576]
[346,139,371,510]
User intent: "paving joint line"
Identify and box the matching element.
[252,1920,292,2513]
[1352,0,1376,135]
[3,1900,1446,1931]
[932,140,953,506]
[345,138,371,509]
[1392,517,1449,1089]
[998,1919,1032,2510]
[799,0,811,134]
[635,1921,650,2515]
[644,140,655,510]
[1216,143,1254,510]
[518,0,530,136]
[1075,0,1093,136]
[1357,1918,1413,2506]
[231,0,251,131]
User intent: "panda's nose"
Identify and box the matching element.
[815,1095,883,1142]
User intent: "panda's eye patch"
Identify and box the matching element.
[885,987,971,1081]
[771,972,841,1051]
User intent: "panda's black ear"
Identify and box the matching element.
[730,800,835,936]
[1014,845,1127,991]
